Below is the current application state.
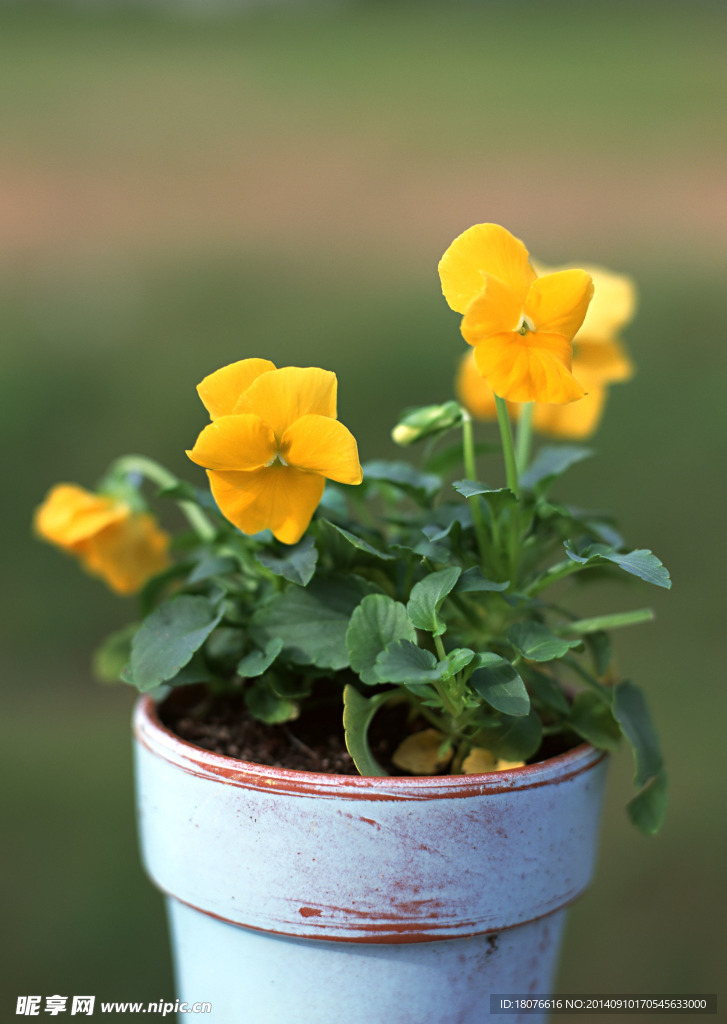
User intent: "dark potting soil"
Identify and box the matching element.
[159,683,410,776]
[159,683,578,776]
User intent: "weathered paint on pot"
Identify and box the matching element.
[134,695,608,1023]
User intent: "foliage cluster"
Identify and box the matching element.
[36,224,670,833]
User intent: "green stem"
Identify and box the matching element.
[433,635,448,662]
[450,741,469,775]
[404,691,449,733]
[433,634,458,717]
[494,396,521,583]
[110,455,217,543]
[556,608,655,635]
[525,559,582,597]
[515,402,534,473]
[561,655,612,704]
[495,397,520,498]
[461,410,491,569]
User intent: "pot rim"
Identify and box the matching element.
[134,693,606,800]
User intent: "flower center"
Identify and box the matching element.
[516,314,536,336]
[265,451,289,468]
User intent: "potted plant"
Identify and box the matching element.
[35,223,669,1023]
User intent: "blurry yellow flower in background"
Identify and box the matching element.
[456,264,636,438]
[187,359,363,544]
[439,223,594,404]
[34,484,171,594]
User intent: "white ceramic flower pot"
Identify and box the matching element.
[134,695,608,1023]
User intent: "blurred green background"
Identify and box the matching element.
[3,2,725,1020]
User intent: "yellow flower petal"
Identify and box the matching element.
[207,467,326,545]
[575,265,637,338]
[461,748,525,773]
[455,351,520,422]
[461,748,498,774]
[532,386,607,439]
[524,269,594,341]
[533,262,636,338]
[474,332,585,405]
[186,414,276,472]
[574,338,634,385]
[391,730,452,775]
[281,414,363,485]
[34,484,127,549]
[236,366,338,441]
[196,358,277,420]
[456,350,498,419]
[459,273,524,345]
[80,513,171,595]
[439,223,536,314]
[35,484,171,594]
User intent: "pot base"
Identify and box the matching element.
[167,897,566,1024]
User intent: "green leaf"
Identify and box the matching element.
[374,639,443,687]
[585,630,612,678]
[122,595,223,693]
[520,445,593,491]
[452,479,492,498]
[626,769,669,835]
[569,690,622,751]
[613,680,667,834]
[440,647,475,679]
[453,481,517,517]
[455,567,509,593]
[421,520,461,546]
[524,667,571,716]
[411,538,452,563]
[164,652,215,687]
[93,623,139,683]
[564,507,624,549]
[320,521,394,561]
[362,460,442,503]
[237,637,284,679]
[187,555,239,584]
[256,535,318,585]
[474,709,543,762]
[270,674,313,700]
[508,621,581,662]
[251,574,377,671]
[612,680,664,786]
[342,685,390,776]
[245,678,298,725]
[346,594,416,685]
[406,566,462,636]
[137,559,195,617]
[204,626,248,674]
[564,542,672,589]
[469,653,530,716]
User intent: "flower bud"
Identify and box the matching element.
[391,401,463,446]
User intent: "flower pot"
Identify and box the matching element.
[134,694,608,1024]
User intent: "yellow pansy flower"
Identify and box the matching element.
[439,223,594,404]
[461,748,525,774]
[456,264,636,438]
[187,359,363,545]
[34,484,171,595]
